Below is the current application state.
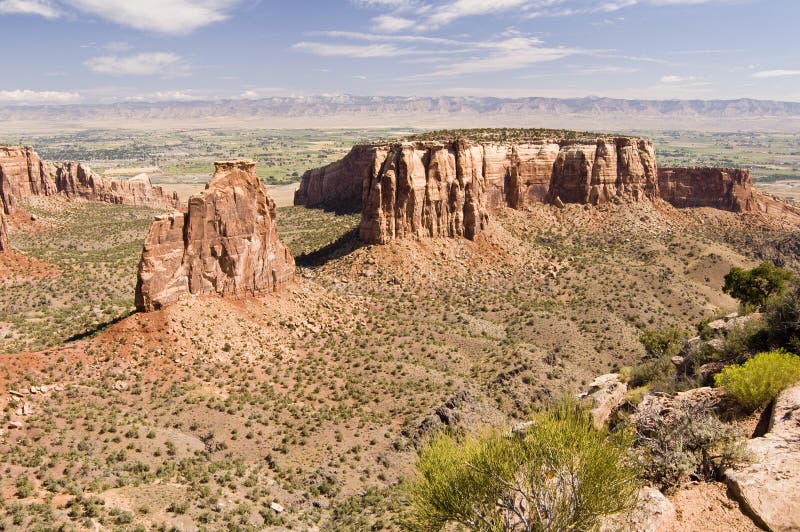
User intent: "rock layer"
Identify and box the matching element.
[0,145,179,214]
[295,145,383,211]
[725,383,800,531]
[135,160,295,311]
[658,167,756,212]
[356,138,658,244]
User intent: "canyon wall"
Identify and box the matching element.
[355,138,658,244]
[0,145,179,214]
[135,160,295,312]
[657,167,756,212]
[0,212,8,252]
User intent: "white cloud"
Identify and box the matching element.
[0,89,80,104]
[373,14,414,32]
[0,0,239,34]
[124,90,202,102]
[85,52,184,76]
[0,0,58,18]
[660,75,697,83]
[752,70,800,79]
[293,42,417,58]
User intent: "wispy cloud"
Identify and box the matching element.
[293,42,418,58]
[0,0,239,34]
[85,52,186,76]
[0,0,58,18]
[373,14,414,32]
[752,70,800,79]
[0,89,80,104]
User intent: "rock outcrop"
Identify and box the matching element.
[577,373,627,429]
[0,212,8,252]
[294,145,383,211]
[725,383,800,531]
[353,137,658,244]
[135,160,295,311]
[0,146,56,214]
[0,145,179,213]
[53,163,179,209]
[658,167,757,212]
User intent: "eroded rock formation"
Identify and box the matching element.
[0,146,56,214]
[53,163,179,209]
[355,138,658,244]
[295,145,383,211]
[135,160,295,311]
[0,212,8,252]
[658,167,756,212]
[0,145,179,213]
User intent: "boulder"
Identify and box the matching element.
[135,160,295,311]
[577,373,627,429]
[600,486,675,532]
[725,383,800,531]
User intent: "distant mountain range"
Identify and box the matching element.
[2,95,799,133]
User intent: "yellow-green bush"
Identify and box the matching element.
[407,401,640,531]
[714,350,800,410]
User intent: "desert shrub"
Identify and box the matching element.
[407,401,640,531]
[634,402,748,491]
[723,262,795,311]
[640,327,687,359]
[629,356,674,389]
[713,320,768,364]
[764,286,800,352]
[714,349,800,410]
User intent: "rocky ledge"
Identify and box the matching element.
[135,160,295,311]
[658,167,756,212]
[0,145,179,215]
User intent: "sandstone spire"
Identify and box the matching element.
[135,160,295,311]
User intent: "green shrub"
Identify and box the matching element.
[714,349,800,410]
[407,401,640,531]
[640,327,687,360]
[764,286,800,352]
[723,262,794,311]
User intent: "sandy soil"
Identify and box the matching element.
[663,482,760,532]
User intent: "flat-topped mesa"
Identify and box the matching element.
[0,146,57,214]
[354,137,658,244]
[658,167,756,212]
[0,145,180,213]
[135,160,295,312]
[54,163,180,209]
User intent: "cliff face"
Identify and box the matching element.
[355,138,658,244]
[0,146,57,214]
[0,212,8,252]
[658,167,756,212]
[294,145,382,211]
[0,146,179,213]
[135,161,295,312]
[53,163,179,209]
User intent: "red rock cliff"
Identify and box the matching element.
[658,167,756,212]
[54,162,179,209]
[0,146,57,214]
[0,145,179,213]
[135,160,295,312]
[0,212,8,252]
[356,138,658,244]
[294,145,381,211]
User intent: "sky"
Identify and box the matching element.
[0,0,798,104]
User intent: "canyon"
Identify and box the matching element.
[0,145,179,217]
[135,160,295,311]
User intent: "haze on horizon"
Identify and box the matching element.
[0,0,797,106]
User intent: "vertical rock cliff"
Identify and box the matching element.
[356,137,658,244]
[0,146,57,214]
[658,167,756,212]
[294,145,383,211]
[0,145,180,214]
[0,212,8,252]
[135,160,295,312]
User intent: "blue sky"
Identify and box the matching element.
[0,0,797,104]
